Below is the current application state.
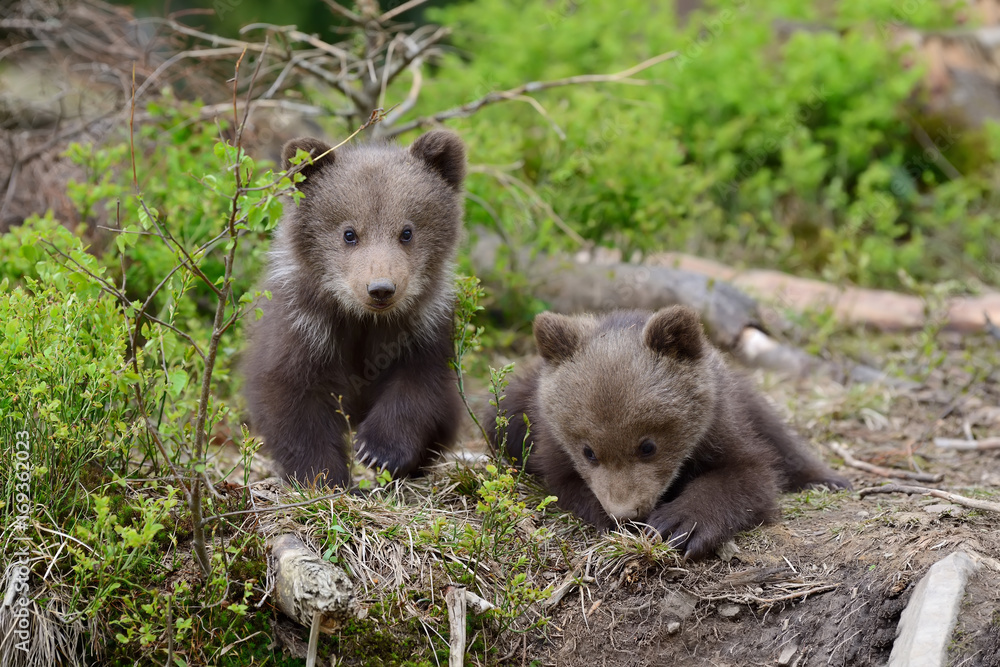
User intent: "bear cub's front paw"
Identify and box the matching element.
[353,424,424,478]
[645,501,728,561]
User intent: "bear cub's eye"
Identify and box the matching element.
[400,228,413,243]
[638,440,656,457]
[343,229,358,245]
[582,446,598,463]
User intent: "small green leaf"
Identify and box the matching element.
[167,370,188,399]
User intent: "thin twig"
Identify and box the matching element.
[200,492,344,527]
[386,51,678,137]
[381,64,423,128]
[933,437,1000,451]
[827,441,943,483]
[164,595,174,667]
[319,0,365,26]
[380,26,450,90]
[380,0,433,23]
[858,484,1000,513]
[469,165,587,246]
[695,583,839,606]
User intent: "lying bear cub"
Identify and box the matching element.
[491,306,851,559]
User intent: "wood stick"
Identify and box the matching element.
[543,565,588,610]
[696,583,839,605]
[858,484,1000,513]
[445,585,467,667]
[386,51,678,137]
[462,589,496,616]
[933,437,1000,451]
[306,611,321,667]
[269,534,362,633]
[827,442,943,483]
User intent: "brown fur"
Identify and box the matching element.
[493,307,850,559]
[243,131,466,487]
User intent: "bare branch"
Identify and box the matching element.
[933,437,1000,451]
[380,64,423,128]
[858,484,1000,513]
[295,57,373,114]
[827,442,943,483]
[380,0,433,23]
[240,24,354,66]
[381,26,450,88]
[385,51,678,137]
[320,0,365,26]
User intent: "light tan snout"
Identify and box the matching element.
[586,467,663,523]
[350,247,410,312]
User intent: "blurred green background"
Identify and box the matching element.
[103,0,1000,292]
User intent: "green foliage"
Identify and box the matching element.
[0,236,276,664]
[0,90,295,662]
[426,0,1000,290]
[421,461,556,633]
[0,268,131,521]
[451,274,492,439]
[0,212,106,292]
[63,95,275,328]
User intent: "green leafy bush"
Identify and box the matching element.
[0,227,132,521]
[426,0,998,289]
[0,104,290,663]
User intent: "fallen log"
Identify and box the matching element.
[648,252,1000,334]
[470,232,894,382]
[470,231,759,349]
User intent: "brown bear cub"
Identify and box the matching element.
[492,306,850,559]
[243,131,466,488]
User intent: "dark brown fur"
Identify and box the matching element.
[492,307,850,559]
[243,131,466,487]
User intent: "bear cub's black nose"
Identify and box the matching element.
[367,279,396,301]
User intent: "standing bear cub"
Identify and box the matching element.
[493,307,850,559]
[244,131,466,487]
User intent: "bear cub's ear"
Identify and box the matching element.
[643,306,706,360]
[281,137,335,183]
[410,131,466,190]
[534,312,585,365]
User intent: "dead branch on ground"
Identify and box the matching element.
[858,484,1000,513]
[933,437,1000,451]
[826,442,943,483]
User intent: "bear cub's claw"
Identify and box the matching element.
[352,433,419,478]
[645,503,720,561]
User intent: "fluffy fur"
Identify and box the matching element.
[492,306,851,559]
[243,131,466,487]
